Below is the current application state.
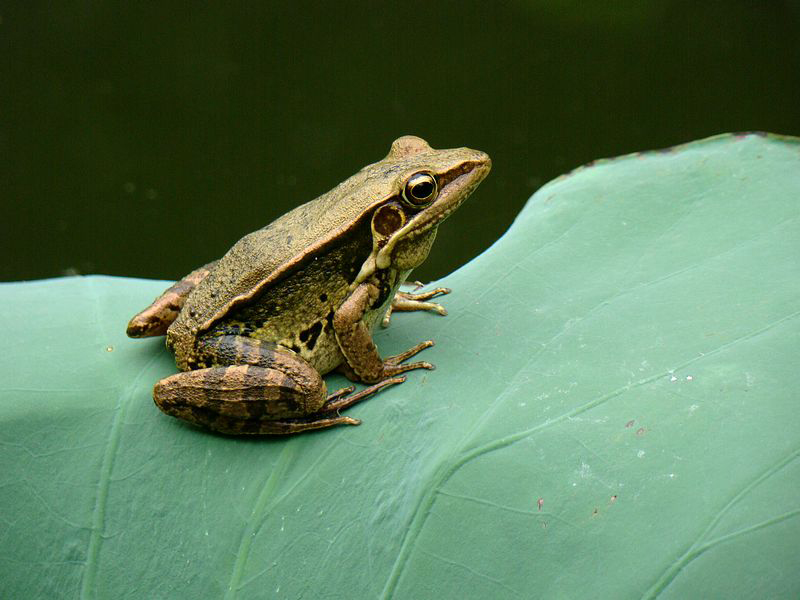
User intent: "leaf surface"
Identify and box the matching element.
[2,133,799,599]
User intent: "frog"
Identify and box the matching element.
[126,135,491,435]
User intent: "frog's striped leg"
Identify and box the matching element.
[381,283,451,328]
[153,335,404,435]
[126,261,218,338]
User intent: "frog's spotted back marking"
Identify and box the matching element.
[198,226,373,375]
[299,321,323,350]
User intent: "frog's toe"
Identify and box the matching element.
[381,340,436,377]
[322,376,406,413]
[385,340,435,366]
[385,360,435,376]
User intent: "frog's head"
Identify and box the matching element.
[355,135,491,281]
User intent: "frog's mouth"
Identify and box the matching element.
[375,153,491,269]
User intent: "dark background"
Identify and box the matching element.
[3,1,799,283]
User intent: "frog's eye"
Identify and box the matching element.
[402,172,438,206]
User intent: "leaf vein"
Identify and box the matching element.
[643,447,800,599]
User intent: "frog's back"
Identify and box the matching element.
[167,173,383,369]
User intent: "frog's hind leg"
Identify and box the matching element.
[154,364,361,434]
[320,376,406,414]
[153,335,402,435]
[126,261,217,338]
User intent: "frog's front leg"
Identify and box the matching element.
[381,284,452,328]
[334,281,436,383]
[153,335,403,434]
[127,261,218,338]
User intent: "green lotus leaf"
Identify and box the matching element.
[2,133,799,599]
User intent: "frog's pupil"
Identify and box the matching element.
[412,180,433,199]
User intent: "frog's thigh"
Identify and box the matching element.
[154,334,336,433]
[153,364,342,434]
[197,335,326,388]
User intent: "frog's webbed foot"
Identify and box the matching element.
[246,413,361,434]
[336,338,435,382]
[386,339,435,366]
[381,284,451,328]
[336,282,439,382]
[381,340,436,377]
[126,260,218,337]
[321,376,406,420]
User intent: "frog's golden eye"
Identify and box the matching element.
[402,172,438,206]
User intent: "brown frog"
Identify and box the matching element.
[127,136,491,434]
